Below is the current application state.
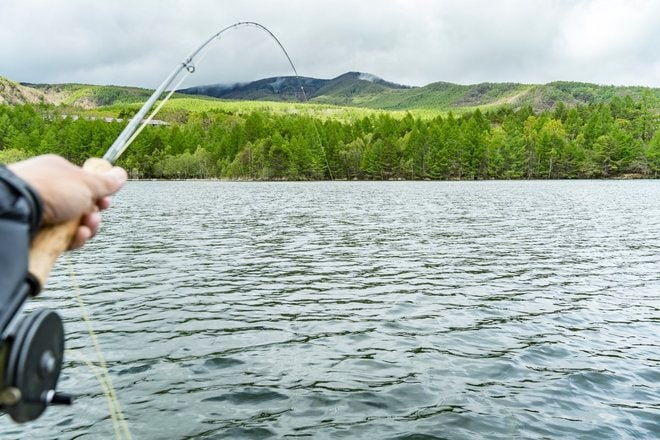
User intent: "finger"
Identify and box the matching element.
[97,196,112,210]
[81,211,101,237]
[69,225,92,250]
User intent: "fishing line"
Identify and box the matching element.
[65,350,122,439]
[66,259,132,440]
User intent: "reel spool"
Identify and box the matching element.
[1,308,72,423]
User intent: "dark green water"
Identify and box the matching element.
[4,181,659,439]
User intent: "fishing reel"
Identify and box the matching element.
[0,307,72,423]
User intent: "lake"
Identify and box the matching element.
[4,180,659,439]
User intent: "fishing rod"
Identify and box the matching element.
[105,21,307,164]
[0,21,307,425]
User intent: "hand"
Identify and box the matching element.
[8,155,127,249]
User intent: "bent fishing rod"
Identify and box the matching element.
[0,21,306,424]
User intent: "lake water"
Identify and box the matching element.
[4,181,659,439]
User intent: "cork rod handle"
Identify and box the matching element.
[28,158,113,288]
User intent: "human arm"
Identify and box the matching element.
[0,163,42,302]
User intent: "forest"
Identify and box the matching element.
[0,95,658,180]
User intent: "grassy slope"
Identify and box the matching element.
[349,82,472,110]
[3,76,659,118]
[28,83,154,107]
[312,81,659,111]
[97,96,425,121]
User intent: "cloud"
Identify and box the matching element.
[0,0,658,88]
[552,0,660,85]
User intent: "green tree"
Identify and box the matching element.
[646,130,660,177]
[0,148,29,163]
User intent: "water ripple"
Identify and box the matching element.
[6,181,660,439]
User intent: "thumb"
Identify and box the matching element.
[90,166,128,198]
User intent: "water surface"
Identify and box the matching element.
[5,181,660,439]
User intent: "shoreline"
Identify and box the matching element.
[127,175,658,182]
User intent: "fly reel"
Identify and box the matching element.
[0,308,73,423]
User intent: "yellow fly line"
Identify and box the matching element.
[66,259,132,440]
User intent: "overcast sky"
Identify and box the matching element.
[1,0,658,88]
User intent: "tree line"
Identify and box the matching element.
[0,96,658,180]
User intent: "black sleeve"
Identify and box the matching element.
[0,165,44,305]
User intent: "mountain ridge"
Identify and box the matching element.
[179,72,659,111]
[1,73,659,113]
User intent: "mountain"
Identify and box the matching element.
[179,72,411,103]
[179,72,659,111]
[0,76,51,105]
[0,78,154,108]
[1,73,658,113]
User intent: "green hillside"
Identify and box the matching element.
[107,96,405,122]
[179,72,660,112]
[26,83,154,107]
[2,74,659,116]
[312,80,659,111]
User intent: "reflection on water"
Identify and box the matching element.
[5,181,660,439]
